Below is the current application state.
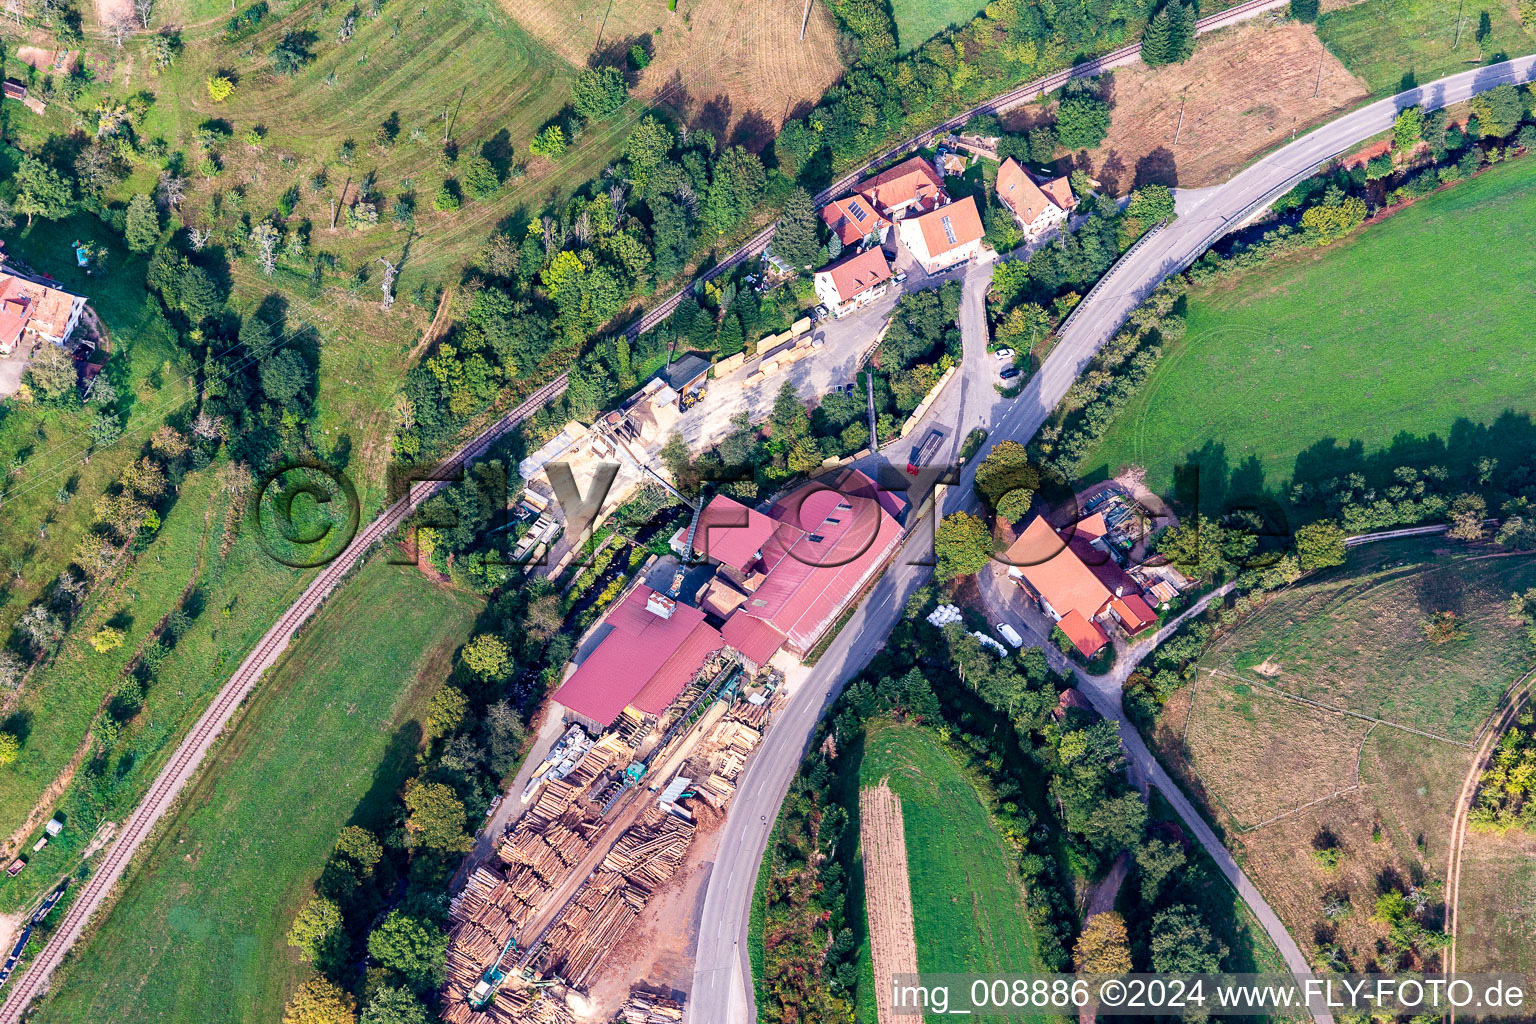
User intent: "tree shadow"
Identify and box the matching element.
[1095,150,1128,194]
[1134,145,1178,189]
[730,110,774,154]
[480,129,514,180]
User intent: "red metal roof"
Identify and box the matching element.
[693,494,782,574]
[720,613,786,667]
[552,586,724,725]
[734,469,904,654]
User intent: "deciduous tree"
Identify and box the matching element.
[460,634,509,679]
[935,512,994,581]
[283,977,356,1024]
[123,193,160,251]
[1150,905,1228,973]
[91,626,126,653]
[286,896,344,964]
[366,911,448,991]
[403,779,471,851]
[1294,520,1346,571]
[23,345,80,404]
[1074,911,1132,974]
[426,685,469,739]
[974,441,1038,524]
[13,156,72,226]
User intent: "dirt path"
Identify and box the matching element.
[861,782,919,1024]
[1084,851,1128,920]
[1444,665,1536,989]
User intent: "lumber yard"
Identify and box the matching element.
[441,673,784,1023]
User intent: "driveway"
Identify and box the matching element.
[0,347,30,398]
[661,260,971,455]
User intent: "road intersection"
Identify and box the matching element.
[687,53,1536,1024]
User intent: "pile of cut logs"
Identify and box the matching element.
[533,810,695,988]
[611,992,684,1022]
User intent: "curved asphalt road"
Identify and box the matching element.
[688,53,1536,1024]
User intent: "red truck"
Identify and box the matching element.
[907,428,944,475]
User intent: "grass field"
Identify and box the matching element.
[858,721,1047,1024]
[890,0,987,51]
[30,557,483,1024]
[1152,538,1525,969]
[507,0,843,148]
[1081,154,1536,501]
[0,215,192,638]
[1317,0,1531,96]
[1199,540,1536,741]
[0,462,329,921]
[1455,828,1536,975]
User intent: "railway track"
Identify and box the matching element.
[0,376,567,1023]
[0,4,1299,1010]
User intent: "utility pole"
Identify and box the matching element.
[1173,90,1188,145]
[1313,43,1325,97]
[377,257,397,310]
[1452,0,1465,49]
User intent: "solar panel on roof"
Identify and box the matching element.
[941,216,957,244]
[848,200,867,223]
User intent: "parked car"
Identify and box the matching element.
[994,347,1015,361]
[1000,366,1021,380]
[813,304,830,321]
[995,622,1025,648]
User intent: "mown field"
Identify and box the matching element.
[1081,153,1536,500]
[856,721,1047,1024]
[30,557,482,1024]
[1200,540,1536,742]
[1317,0,1531,96]
[890,0,986,51]
[1151,538,1527,970]
[1456,828,1536,975]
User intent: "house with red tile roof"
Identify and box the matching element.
[895,196,985,275]
[851,156,947,220]
[995,158,1076,242]
[819,194,892,249]
[0,266,87,355]
[1001,515,1156,657]
[812,247,892,318]
[551,586,726,730]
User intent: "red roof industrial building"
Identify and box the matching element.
[551,471,907,729]
[550,587,725,729]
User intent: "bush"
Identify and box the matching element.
[461,156,500,200]
[433,181,461,211]
[206,76,234,102]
